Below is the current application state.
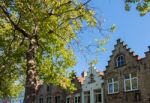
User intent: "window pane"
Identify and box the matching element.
[84,91,90,103]
[94,89,101,103]
[108,83,113,93]
[121,61,124,65]
[125,80,131,91]
[120,55,124,60]
[132,78,138,90]
[67,98,70,103]
[78,96,80,103]
[55,96,60,103]
[47,97,51,103]
[39,98,43,103]
[95,89,101,93]
[114,82,118,92]
[75,97,77,103]
[118,61,121,67]
[116,55,125,67]
[95,94,101,103]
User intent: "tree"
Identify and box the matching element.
[0,0,97,103]
[125,0,150,16]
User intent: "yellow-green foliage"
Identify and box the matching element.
[0,0,96,96]
[125,0,150,16]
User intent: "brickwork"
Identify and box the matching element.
[36,39,150,103]
[35,84,67,103]
[104,39,150,103]
[36,76,83,103]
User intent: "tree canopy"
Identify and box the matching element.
[125,0,150,16]
[0,0,97,102]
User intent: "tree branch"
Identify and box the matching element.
[0,5,30,39]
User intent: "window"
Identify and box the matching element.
[94,89,102,103]
[124,73,138,91]
[84,91,90,103]
[116,55,125,67]
[47,97,51,103]
[47,85,50,92]
[55,96,60,103]
[66,97,70,103]
[74,96,80,103]
[39,98,44,103]
[108,77,119,94]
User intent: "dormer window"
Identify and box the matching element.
[116,55,125,67]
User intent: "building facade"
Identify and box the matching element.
[36,66,104,103]
[35,84,67,103]
[65,76,83,103]
[104,39,150,103]
[0,39,150,103]
[81,65,104,103]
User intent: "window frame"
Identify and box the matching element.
[84,91,90,103]
[66,97,70,103]
[55,96,61,103]
[124,73,138,92]
[107,78,119,94]
[47,96,51,103]
[94,89,102,103]
[74,96,80,103]
[39,97,44,103]
[116,55,125,67]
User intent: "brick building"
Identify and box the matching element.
[35,84,67,103]
[104,39,150,103]
[36,75,84,103]
[36,66,104,103]
[36,39,150,103]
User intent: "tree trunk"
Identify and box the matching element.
[23,38,39,103]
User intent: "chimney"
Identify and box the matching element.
[81,71,87,77]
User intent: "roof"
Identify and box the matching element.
[77,77,85,84]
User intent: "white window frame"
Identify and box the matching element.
[66,97,70,103]
[84,91,90,103]
[116,55,125,67]
[124,73,138,92]
[74,96,80,103]
[107,78,119,94]
[94,89,102,103]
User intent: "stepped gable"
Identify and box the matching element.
[106,38,141,69]
[144,46,150,57]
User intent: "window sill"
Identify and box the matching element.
[107,92,119,95]
[124,89,138,93]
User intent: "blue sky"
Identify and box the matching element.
[73,0,150,76]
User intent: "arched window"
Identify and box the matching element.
[116,55,125,67]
